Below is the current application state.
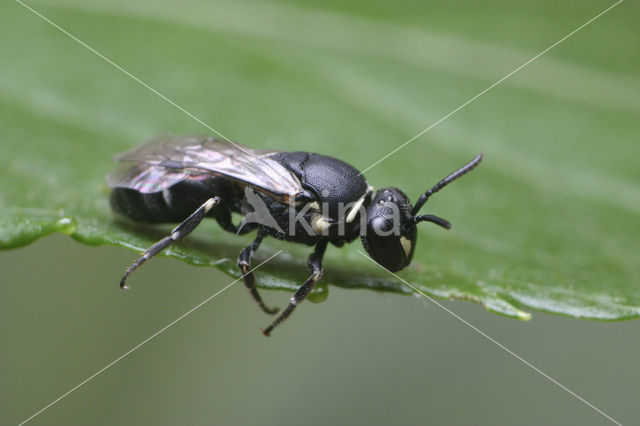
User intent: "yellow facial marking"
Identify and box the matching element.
[400,236,412,258]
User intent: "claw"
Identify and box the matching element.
[265,306,280,315]
[119,276,130,290]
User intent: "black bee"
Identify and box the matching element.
[108,135,482,335]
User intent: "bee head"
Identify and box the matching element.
[361,188,418,272]
[360,154,483,272]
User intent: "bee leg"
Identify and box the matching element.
[234,222,259,235]
[238,230,279,315]
[119,197,220,289]
[262,240,328,336]
[211,200,257,235]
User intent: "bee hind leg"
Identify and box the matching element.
[119,197,220,289]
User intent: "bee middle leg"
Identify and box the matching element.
[237,230,279,315]
[210,199,258,235]
[262,240,328,336]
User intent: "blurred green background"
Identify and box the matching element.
[3,236,639,425]
[1,0,639,424]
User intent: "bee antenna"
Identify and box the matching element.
[414,214,451,229]
[411,154,483,216]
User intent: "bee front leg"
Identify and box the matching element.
[119,197,220,289]
[262,240,328,336]
[237,230,279,315]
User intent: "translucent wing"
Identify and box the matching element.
[107,135,303,202]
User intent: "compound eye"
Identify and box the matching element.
[370,216,393,234]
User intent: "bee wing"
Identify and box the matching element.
[106,163,191,194]
[107,134,303,202]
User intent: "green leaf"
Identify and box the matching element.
[2,0,639,320]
